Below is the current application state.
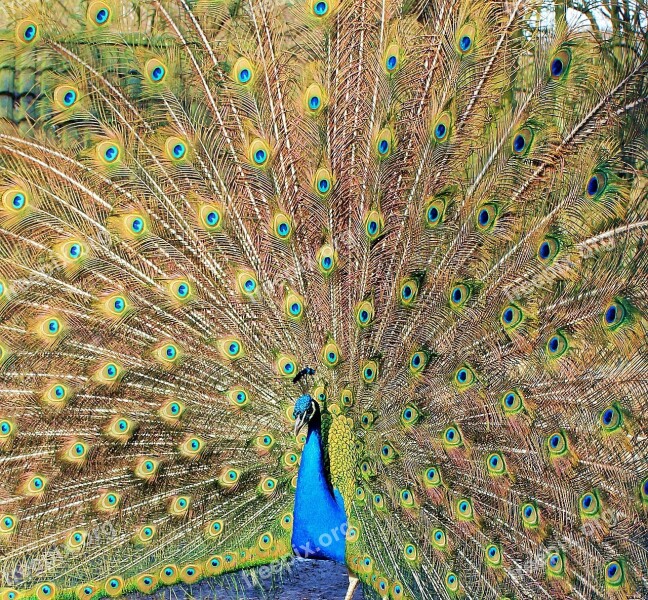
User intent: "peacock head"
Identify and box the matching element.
[293,394,317,437]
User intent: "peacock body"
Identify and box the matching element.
[0,0,647,599]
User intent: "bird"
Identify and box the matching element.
[0,0,646,599]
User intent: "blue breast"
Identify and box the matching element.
[292,417,347,563]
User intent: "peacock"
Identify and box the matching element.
[0,0,647,598]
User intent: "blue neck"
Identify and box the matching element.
[291,405,347,563]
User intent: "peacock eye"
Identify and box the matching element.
[501,304,523,329]
[312,0,329,17]
[457,23,475,55]
[361,360,378,383]
[456,497,473,519]
[146,59,168,84]
[425,198,445,227]
[579,490,601,517]
[89,2,111,25]
[454,364,476,388]
[431,528,446,548]
[501,389,525,415]
[600,404,622,431]
[364,210,384,241]
[449,283,470,308]
[549,49,571,79]
[399,278,419,305]
[512,128,533,155]
[486,452,506,476]
[605,560,625,588]
[476,203,498,231]
[546,551,565,576]
[16,20,39,44]
[546,331,568,358]
[586,172,607,198]
[547,431,568,457]
[433,112,452,143]
[538,236,559,263]
[233,57,255,85]
[314,167,333,196]
[485,544,502,567]
[375,128,394,158]
[443,425,463,447]
[384,43,400,73]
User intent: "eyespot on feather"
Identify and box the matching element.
[165,136,189,162]
[232,57,255,85]
[145,58,167,83]
[305,83,327,113]
[54,85,80,110]
[433,112,452,142]
[16,20,39,45]
[317,244,337,275]
[248,139,271,167]
[456,23,475,54]
[88,2,112,26]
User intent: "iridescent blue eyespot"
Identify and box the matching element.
[177,283,189,297]
[104,145,119,162]
[254,149,267,164]
[456,368,467,383]
[290,302,301,315]
[63,90,77,106]
[314,1,328,16]
[539,241,550,260]
[551,58,564,77]
[386,55,398,71]
[435,123,446,140]
[238,69,251,83]
[95,8,109,23]
[459,35,471,51]
[24,25,37,41]
[152,66,165,81]
[113,298,125,312]
[172,143,186,159]
[131,218,143,233]
[378,139,389,155]
[206,211,219,226]
[69,243,81,258]
[118,420,127,431]
[318,179,330,193]
[309,96,321,110]
[513,134,525,153]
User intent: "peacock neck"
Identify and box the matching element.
[292,402,347,563]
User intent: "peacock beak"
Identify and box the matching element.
[294,412,309,438]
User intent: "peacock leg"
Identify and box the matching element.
[344,573,359,600]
